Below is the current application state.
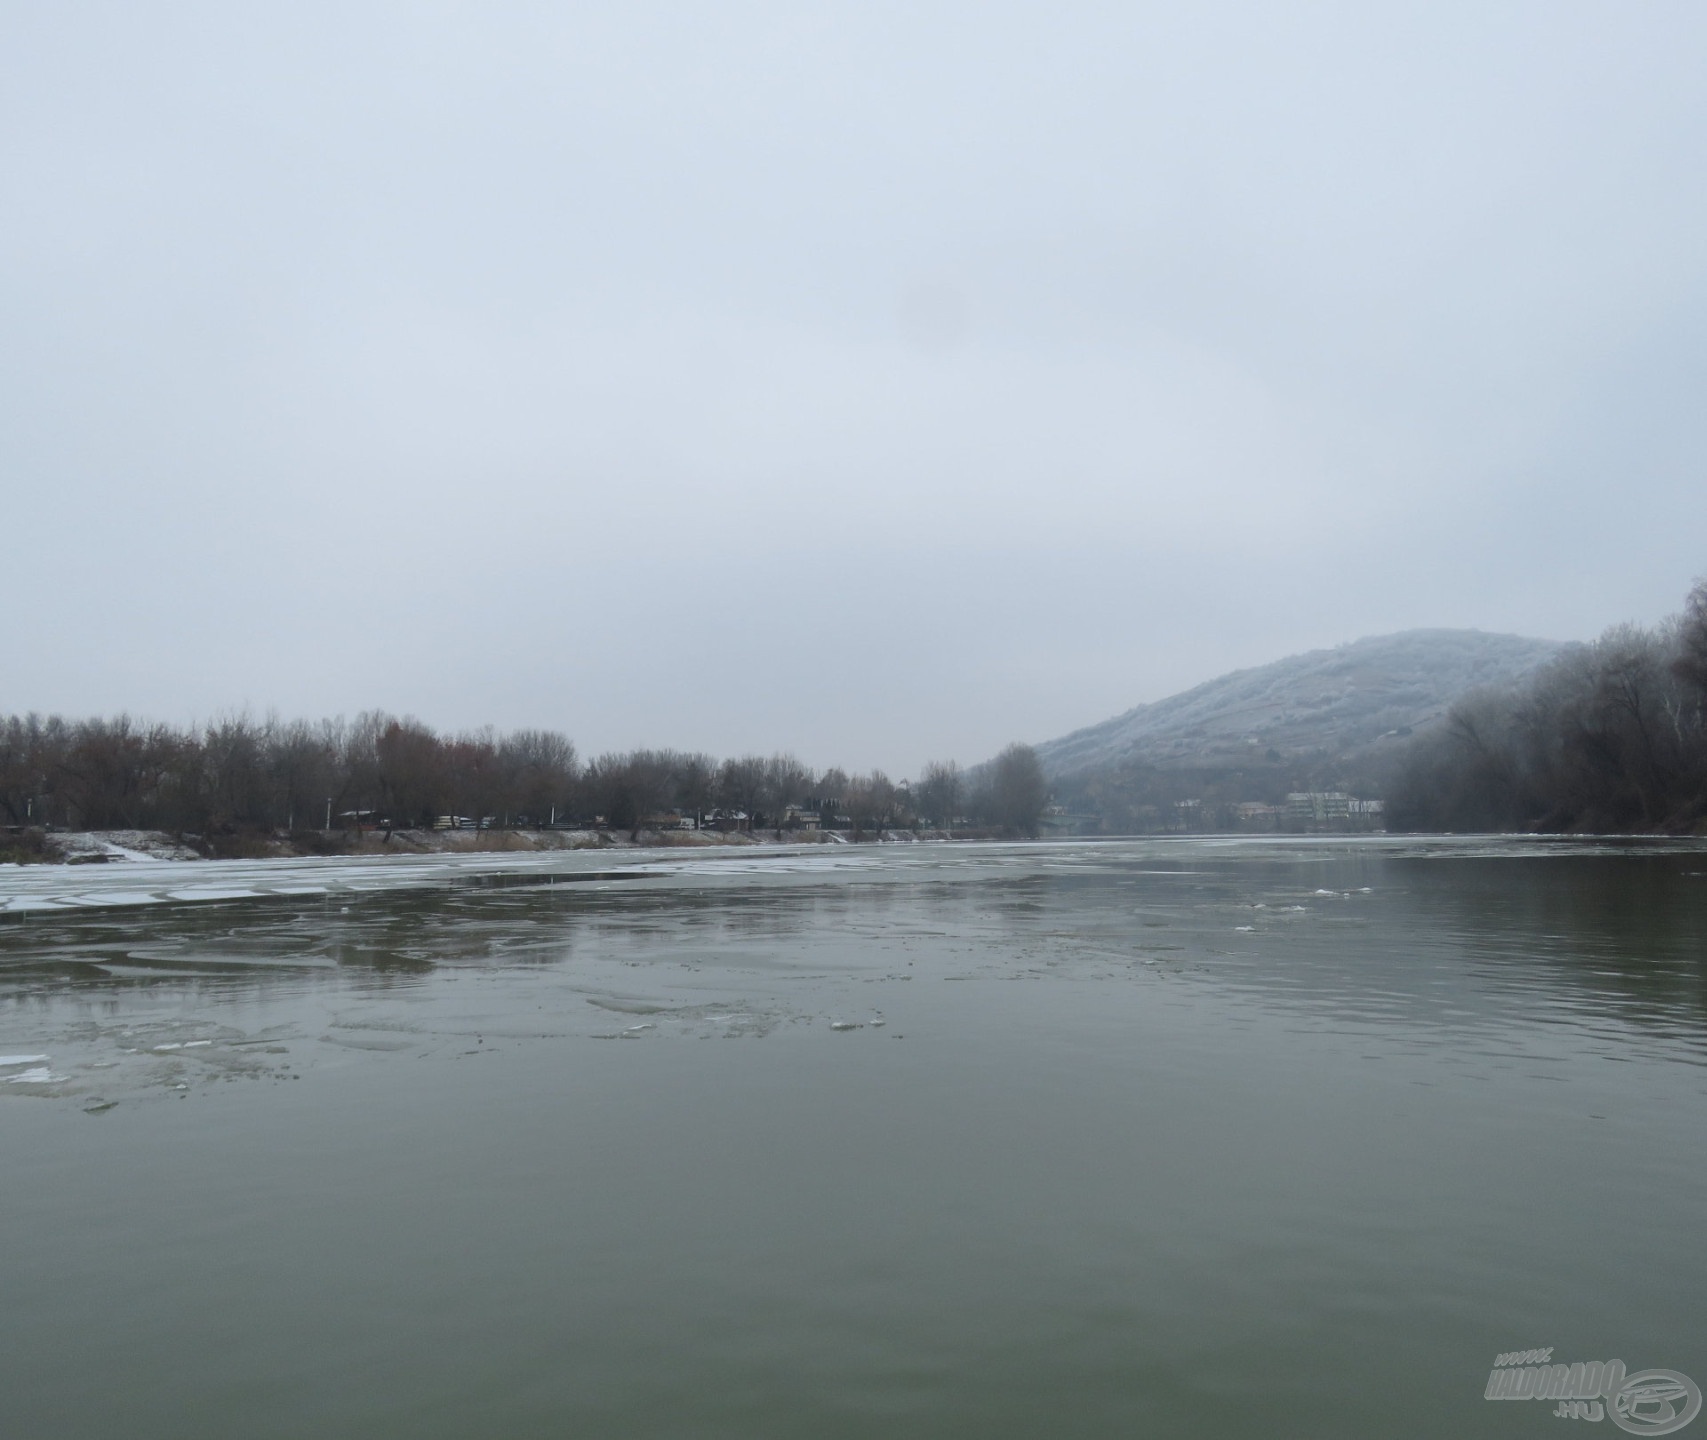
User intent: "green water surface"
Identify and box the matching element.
[3,838,1703,1438]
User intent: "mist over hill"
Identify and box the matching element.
[1027,630,1566,830]
[1039,631,1565,778]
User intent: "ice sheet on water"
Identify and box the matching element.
[166,887,265,901]
[66,892,170,908]
[320,1033,414,1052]
[586,997,674,1015]
[7,1066,65,1083]
[0,1054,51,1066]
[0,841,912,920]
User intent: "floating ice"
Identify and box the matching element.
[166,887,262,901]
[0,1054,51,1067]
[67,891,169,908]
[829,1021,862,1031]
[586,998,671,1016]
[7,1067,65,1083]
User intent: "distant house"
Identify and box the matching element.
[1283,793,1383,831]
[702,809,749,832]
[1286,792,1353,826]
[1234,802,1281,831]
[782,804,820,831]
[1348,799,1385,831]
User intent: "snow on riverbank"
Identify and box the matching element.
[38,831,204,863]
[0,839,927,915]
[4,825,932,870]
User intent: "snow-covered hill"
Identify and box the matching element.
[1035,630,1565,780]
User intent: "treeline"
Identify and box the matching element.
[1388,579,1707,833]
[0,710,1051,841]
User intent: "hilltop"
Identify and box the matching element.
[1039,630,1564,779]
[1029,630,1566,828]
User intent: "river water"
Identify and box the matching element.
[3,837,1704,1438]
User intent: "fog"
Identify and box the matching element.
[4,2,1705,775]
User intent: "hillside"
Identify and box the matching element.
[1036,630,1566,782]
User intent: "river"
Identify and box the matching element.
[3,837,1704,1437]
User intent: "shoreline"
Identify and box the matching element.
[0,825,965,867]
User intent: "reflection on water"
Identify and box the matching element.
[8,837,1702,1105]
[3,838,1706,1438]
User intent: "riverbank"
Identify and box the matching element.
[1,825,959,865]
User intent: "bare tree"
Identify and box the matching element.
[672,752,717,828]
[844,770,900,838]
[446,728,503,830]
[815,767,849,827]
[583,750,675,838]
[1675,577,1707,697]
[499,729,578,824]
[987,742,1048,836]
[764,754,815,834]
[1388,578,1707,832]
[716,755,769,830]
[377,717,447,828]
[915,759,962,829]
[271,719,336,832]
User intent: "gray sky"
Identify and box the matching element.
[5,2,1706,776]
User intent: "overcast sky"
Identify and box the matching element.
[4,2,1705,775]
